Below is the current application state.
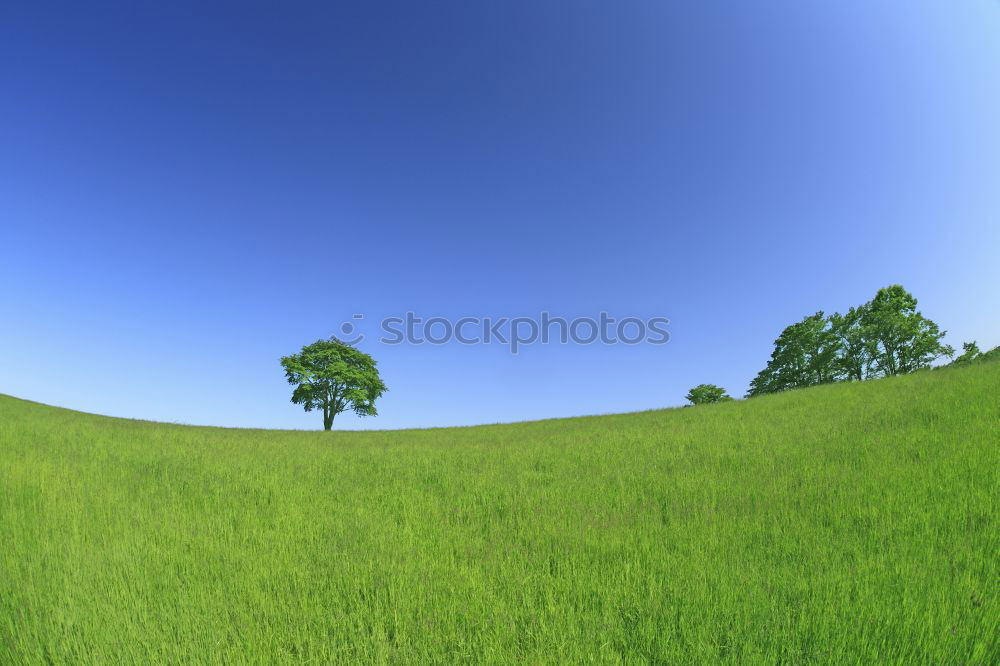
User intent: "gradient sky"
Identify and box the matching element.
[2,1,999,429]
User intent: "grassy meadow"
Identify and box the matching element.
[1,362,998,663]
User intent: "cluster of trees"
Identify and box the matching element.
[686,285,995,406]
[747,285,952,397]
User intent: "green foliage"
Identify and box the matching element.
[685,383,732,405]
[749,286,953,397]
[747,312,839,397]
[828,305,876,381]
[948,342,1000,368]
[860,285,953,376]
[1,362,997,662]
[951,341,982,366]
[280,337,387,430]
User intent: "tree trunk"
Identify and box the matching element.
[323,405,334,431]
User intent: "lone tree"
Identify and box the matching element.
[280,337,387,430]
[686,384,732,405]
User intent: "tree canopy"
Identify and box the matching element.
[685,384,732,405]
[280,338,387,430]
[861,285,953,377]
[747,285,953,398]
[748,312,840,397]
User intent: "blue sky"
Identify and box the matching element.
[2,1,999,429]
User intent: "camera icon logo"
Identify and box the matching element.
[339,314,365,345]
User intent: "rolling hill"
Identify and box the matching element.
[1,362,997,663]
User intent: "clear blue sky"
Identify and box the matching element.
[2,1,998,429]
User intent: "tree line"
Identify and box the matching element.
[747,284,952,396]
[277,284,993,424]
[687,285,996,405]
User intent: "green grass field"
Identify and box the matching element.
[1,363,997,664]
